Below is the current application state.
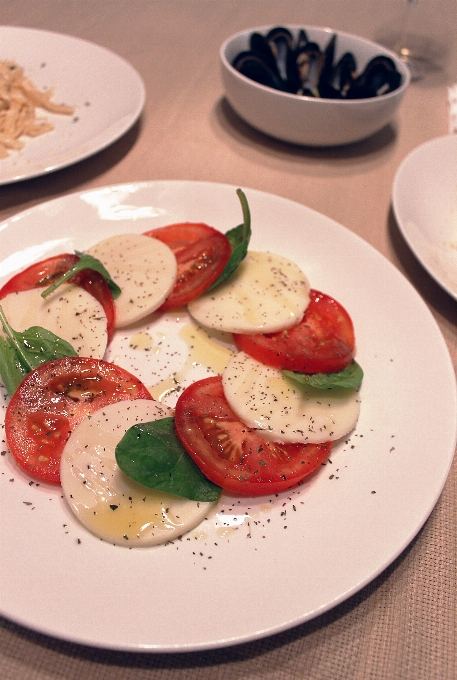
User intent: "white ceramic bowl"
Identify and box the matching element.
[220,25,411,146]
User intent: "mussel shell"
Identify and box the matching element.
[332,52,357,93]
[318,81,343,99]
[265,26,294,49]
[296,29,309,50]
[299,40,322,56]
[232,51,288,91]
[265,26,295,84]
[294,42,324,94]
[249,32,278,72]
[318,34,338,97]
[365,55,401,74]
[346,55,401,98]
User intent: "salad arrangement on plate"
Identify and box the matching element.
[0,189,363,547]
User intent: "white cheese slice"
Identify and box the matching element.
[222,351,361,444]
[188,250,310,334]
[86,233,177,328]
[0,284,108,359]
[60,399,215,547]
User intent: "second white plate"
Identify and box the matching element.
[392,134,457,301]
[0,26,146,184]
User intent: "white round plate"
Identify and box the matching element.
[392,134,457,301]
[0,181,455,652]
[0,26,145,184]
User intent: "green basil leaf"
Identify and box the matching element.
[41,252,121,299]
[0,305,77,396]
[208,188,251,290]
[115,417,221,502]
[0,336,25,397]
[283,361,364,390]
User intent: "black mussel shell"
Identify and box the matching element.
[232,51,288,91]
[318,81,343,99]
[293,42,324,95]
[249,32,278,72]
[296,29,309,50]
[331,52,357,95]
[318,34,340,98]
[265,26,294,49]
[346,55,402,98]
[321,33,336,78]
[265,26,295,85]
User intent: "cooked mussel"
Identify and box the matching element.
[232,50,287,91]
[249,32,278,72]
[345,56,402,98]
[332,52,358,95]
[316,34,342,99]
[232,27,403,99]
[294,41,324,96]
[265,26,294,86]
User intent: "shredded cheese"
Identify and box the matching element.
[0,60,74,158]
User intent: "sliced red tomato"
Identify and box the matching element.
[233,290,355,374]
[144,222,231,311]
[0,254,116,342]
[5,356,152,484]
[174,376,331,495]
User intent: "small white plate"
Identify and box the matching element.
[0,181,455,652]
[392,134,457,300]
[0,26,145,184]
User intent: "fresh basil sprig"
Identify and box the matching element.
[41,252,121,300]
[0,306,77,396]
[283,360,364,391]
[115,417,221,502]
[208,188,251,290]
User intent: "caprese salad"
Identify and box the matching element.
[0,189,363,547]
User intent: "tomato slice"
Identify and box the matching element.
[5,356,152,484]
[174,376,331,495]
[0,254,116,342]
[233,290,355,374]
[144,223,231,311]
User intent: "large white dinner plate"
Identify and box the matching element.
[392,134,457,301]
[0,26,145,184]
[0,181,455,652]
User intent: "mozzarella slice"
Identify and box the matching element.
[0,284,108,359]
[60,399,215,547]
[222,352,360,444]
[188,250,310,334]
[86,233,177,328]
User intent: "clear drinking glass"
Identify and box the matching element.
[393,0,433,79]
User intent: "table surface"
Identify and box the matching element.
[0,1,456,679]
